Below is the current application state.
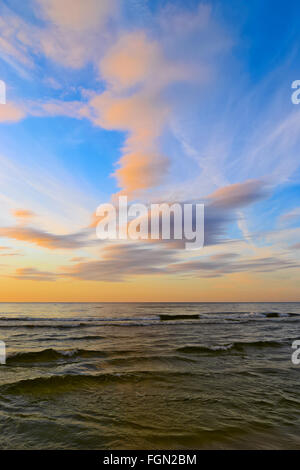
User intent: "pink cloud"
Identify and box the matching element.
[0,103,25,122]
[86,31,191,196]
[37,0,116,32]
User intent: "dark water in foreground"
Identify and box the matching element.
[0,302,300,449]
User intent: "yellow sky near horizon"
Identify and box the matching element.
[1,272,300,302]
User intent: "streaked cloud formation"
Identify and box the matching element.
[0,226,91,250]
[62,243,178,281]
[12,267,57,281]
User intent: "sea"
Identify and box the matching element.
[0,302,299,449]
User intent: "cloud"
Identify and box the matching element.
[168,253,300,278]
[12,209,36,220]
[70,256,86,262]
[279,207,300,226]
[88,90,170,193]
[90,179,271,249]
[0,96,87,128]
[207,179,269,209]
[100,31,187,91]
[0,11,36,69]
[37,0,116,32]
[0,2,234,198]
[0,0,117,71]
[27,99,84,119]
[63,242,178,281]
[80,6,233,199]
[0,150,97,237]
[62,236,299,282]
[290,242,300,250]
[210,252,240,261]
[0,246,22,257]
[0,103,25,122]
[0,253,20,257]
[0,226,91,250]
[35,0,118,68]
[159,180,270,246]
[203,179,270,245]
[86,31,191,196]
[12,267,57,281]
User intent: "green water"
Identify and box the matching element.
[0,302,300,449]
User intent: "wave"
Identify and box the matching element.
[177,340,283,355]
[264,312,288,318]
[159,314,199,321]
[0,311,298,331]
[234,340,284,349]
[2,373,138,393]
[0,316,153,322]
[0,323,84,329]
[35,334,105,342]
[7,348,107,364]
[177,344,234,354]
[107,353,197,366]
[2,370,193,394]
[60,335,105,341]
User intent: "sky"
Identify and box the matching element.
[0,0,300,301]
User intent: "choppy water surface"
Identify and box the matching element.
[0,302,300,449]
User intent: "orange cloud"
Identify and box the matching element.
[0,0,118,72]
[89,89,169,192]
[37,0,116,32]
[0,226,90,250]
[12,267,57,281]
[100,31,185,90]
[115,150,169,193]
[86,31,190,196]
[12,209,36,220]
[34,0,117,68]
